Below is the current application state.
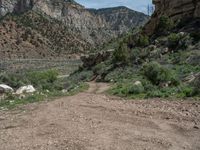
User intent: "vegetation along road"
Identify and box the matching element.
[0,82,199,150]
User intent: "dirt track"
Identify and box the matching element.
[0,82,200,150]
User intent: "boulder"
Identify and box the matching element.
[161,48,169,54]
[134,81,142,86]
[0,84,14,93]
[148,45,157,51]
[179,32,186,37]
[16,85,36,95]
[62,89,68,93]
[19,94,26,99]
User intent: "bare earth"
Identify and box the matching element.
[0,82,200,150]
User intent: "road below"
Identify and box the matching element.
[0,82,200,150]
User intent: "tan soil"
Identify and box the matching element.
[0,82,200,150]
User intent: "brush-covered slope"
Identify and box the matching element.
[72,0,200,99]
[0,0,149,59]
[88,6,148,33]
[0,11,91,59]
[144,0,200,35]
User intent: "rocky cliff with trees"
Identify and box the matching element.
[75,0,200,99]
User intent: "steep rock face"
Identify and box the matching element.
[32,1,149,45]
[88,7,148,33]
[35,0,108,45]
[144,0,200,35]
[0,0,34,17]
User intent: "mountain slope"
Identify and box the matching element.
[144,0,200,35]
[72,0,200,99]
[0,11,91,59]
[0,0,149,59]
[88,6,148,33]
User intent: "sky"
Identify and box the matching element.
[76,0,153,14]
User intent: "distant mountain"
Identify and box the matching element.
[88,6,148,33]
[0,0,149,59]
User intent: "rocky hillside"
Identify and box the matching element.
[72,0,200,99]
[144,0,200,35]
[88,6,148,34]
[0,0,148,59]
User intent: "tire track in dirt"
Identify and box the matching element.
[0,82,200,150]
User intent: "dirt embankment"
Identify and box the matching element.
[0,82,200,150]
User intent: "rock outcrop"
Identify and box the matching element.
[0,0,148,59]
[0,0,34,17]
[0,84,14,93]
[16,85,36,95]
[81,50,114,69]
[144,0,200,35]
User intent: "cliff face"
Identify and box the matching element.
[0,0,34,16]
[88,7,148,33]
[0,0,148,59]
[33,1,148,45]
[144,0,200,35]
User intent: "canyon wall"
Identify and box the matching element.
[144,0,200,35]
[0,0,148,59]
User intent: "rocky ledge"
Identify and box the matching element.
[144,0,200,35]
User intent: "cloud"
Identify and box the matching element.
[76,0,152,14]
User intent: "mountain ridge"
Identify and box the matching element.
[0,0,149,59]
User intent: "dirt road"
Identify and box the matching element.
[0,82,200,150]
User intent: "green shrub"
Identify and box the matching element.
[146,90,164,98]
[173,84,197,98]
[129,48,150,65]
[178,35,192,50]
[190,31,200,43]
[190,75,200,96]
[68,70,93,83]
[0,73,27,88]
[109,79,146,97]
[157,16,174,33]
[130,48,140,60]
[137,35,149,47]
[128,84,144,94]
[27,70,59,90]
[126,34,136,48]
[168,33,192,50]
[93,62,107,75]
[113,42,129,64]
[0,70,61,91]
[142,62,179,85]
[146,87,178,98]
[173,65,200,78]
[181,86,194,97]
[142,79,157,91]
[104,67,139,82]
[168,33,180,49]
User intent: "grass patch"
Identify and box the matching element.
[0,82,89,110]
[104,62,199,99]
[108,82,200,99]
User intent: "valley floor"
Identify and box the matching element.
[0,82,200,150]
